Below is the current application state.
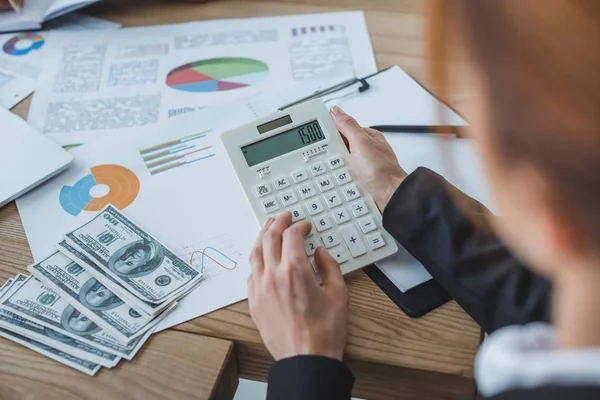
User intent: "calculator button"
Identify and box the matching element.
[306,198,325,216]
[304,237,320,256]
[350,200,369,217]
[324,191,343,209]
[288,206,306,223]
[310,162,327,176]
[320,231,342,249]
[334,168,353,186]
[332,207,351,225]
[328,156,345,170]
[314,216,333,233]
[329,246,350,264]
[254,183,273,198]
[316,175,335,193]
[342,184,361,201]
[367,232,386,250]
[292,169,309,183]
[358,216,377,233]
[261,197,280,214]
[280,190,299,207]
[297,182,317,199]
[273,177,290,190]
[340,224,367,257]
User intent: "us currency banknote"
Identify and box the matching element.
[28,251,175,343]
[0,326,101,376]
[0,277,119,367]
[56,240,171,317]
[0,275,152,360]
[0,277,104,375]
[64,205,202,304]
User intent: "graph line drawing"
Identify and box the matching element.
[189,247,238,272]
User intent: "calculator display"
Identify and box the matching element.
[241,120,326,167]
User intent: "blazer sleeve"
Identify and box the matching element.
[382,167,551,333]
[266,356,354,400]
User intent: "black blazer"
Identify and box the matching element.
[266,168,600,399]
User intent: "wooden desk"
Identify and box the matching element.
[1,1,481,399]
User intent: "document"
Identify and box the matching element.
[0,14,120,109]
[16,104,261,330]
[26,12,376,145]
[0,0,100,33]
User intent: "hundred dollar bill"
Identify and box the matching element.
[56,240,171,317]
[0,326,101,376]
[64,205,202,304]
[0,275,152,360]
[28,251,176,343]
[0,276,120,367]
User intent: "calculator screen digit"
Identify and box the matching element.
[241,120,326,167]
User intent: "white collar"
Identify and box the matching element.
[475,322,600,397]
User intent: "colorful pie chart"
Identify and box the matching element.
[166,57,269,93]
[59,165,140,216]
[2,32,45,56]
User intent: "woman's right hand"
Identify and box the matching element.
[330,106,407,211]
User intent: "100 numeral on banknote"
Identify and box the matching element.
[65,205,202,304]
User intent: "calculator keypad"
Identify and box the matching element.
[254,155,388,271]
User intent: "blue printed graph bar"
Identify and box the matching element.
[139,131,215,175]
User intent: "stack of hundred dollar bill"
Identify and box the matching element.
[0,205,203,375]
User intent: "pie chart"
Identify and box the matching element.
[166,57,269,93]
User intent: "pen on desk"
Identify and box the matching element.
[369,125,463,135]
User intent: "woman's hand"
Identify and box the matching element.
[248,212,349,361]
[330,106,407,211]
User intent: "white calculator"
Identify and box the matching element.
[221,99,397,275]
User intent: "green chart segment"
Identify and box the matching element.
[166,57,269,92]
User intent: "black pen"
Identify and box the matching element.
[369,125,463,136]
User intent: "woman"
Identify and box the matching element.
[248,1,600,399]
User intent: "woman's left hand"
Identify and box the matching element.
[248,212,349,361]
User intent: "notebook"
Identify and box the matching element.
[0,0,100,33]
[0,108,72,207]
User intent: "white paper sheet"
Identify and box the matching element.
[329,66,493,292]
[0,14,120,109]
[26,12,377,145]
[16,104,261,330]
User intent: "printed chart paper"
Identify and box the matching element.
[16,105,260,330]
[0,14,120,109]
[26,12,377,145]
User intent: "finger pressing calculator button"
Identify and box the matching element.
[332,207,351,225]
[334,168,353,186]
[280,190,299,207]
[297,182,317,199]
[329,246,350,264]
[261,197,280,214]
[324,191,343,209]
[328,156,345,170]
[310,162,327,176]
[314,216,333,233]
[342,184,361,201]
[320,231,342,249]
[288,206,306,223]
[254,183,273,198]
[316,175,335,192]
[367,232,386,250]
[292,169,309,183]
[358,216,377,233]
[340,224,367,257]
[273,177,290,190]
[306,198,325,216]
[304,237,320,256]
[350,200,368,217]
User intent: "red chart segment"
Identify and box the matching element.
[166,68,212,87]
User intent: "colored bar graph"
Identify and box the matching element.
[139,131,215,175]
